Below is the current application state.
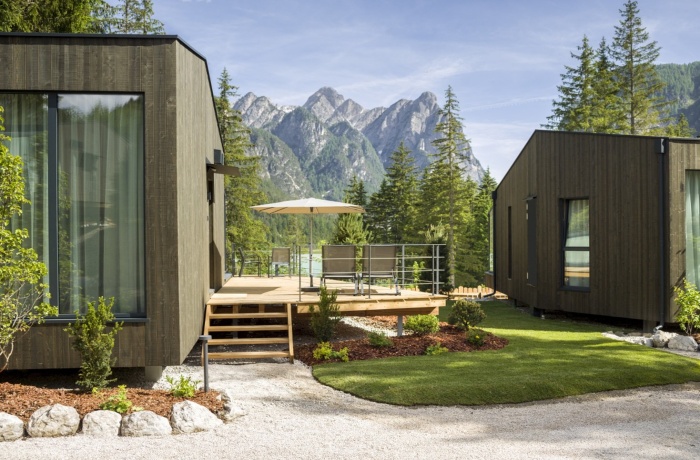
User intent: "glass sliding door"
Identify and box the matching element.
[685,171,700,288]
[57,95,145,316]
[2,93,145,317]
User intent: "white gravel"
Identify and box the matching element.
[3,361,700,459]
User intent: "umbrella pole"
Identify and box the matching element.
[309,214,314,287]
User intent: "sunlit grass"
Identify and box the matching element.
[312,300,700,405]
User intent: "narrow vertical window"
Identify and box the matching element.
[507,206,512,279]
[563,199,590,288]
[527,197,537,286]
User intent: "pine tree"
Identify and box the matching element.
[590,37,627,133]
[611,0,666,135]
[332,175,371,245]
[383,142,419,244]
[365,179,392,243]
[428,86,471,286]
[215,69,269,270]
[112,0,165,34]
[544,35,600,132]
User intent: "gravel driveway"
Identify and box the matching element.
[3,361,699,460]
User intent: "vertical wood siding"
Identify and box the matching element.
[495,130,669,322]
[0,35,223,369]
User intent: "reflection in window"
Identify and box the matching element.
[686,171,700,288]
[1,93,145,317]
[563,199,590,288]
[0,94,49,291]
[57,94,144,315]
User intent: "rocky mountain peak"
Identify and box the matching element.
[303,87,346,122]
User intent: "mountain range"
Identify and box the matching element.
[234,87,484,201]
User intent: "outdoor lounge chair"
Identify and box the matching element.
[360,245,400,295]
[321,245,359,294]
[270,247,291,277]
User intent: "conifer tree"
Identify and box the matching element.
[428,86,471,286]
[611,0,666,135]
[590,37,627,133]
[544,35,598,132]
[215,69,269,270]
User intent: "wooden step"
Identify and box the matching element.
[208,351,292,360]
[209,312,287,320]
[207,324,289,332]
[208,337,289,346]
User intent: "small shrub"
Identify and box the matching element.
[97,385,141,414]
[64,297,123,390]
[367,331,393,348]
[312,341,349,362]
[673,279,700,335]
[404,314,439,335]
[309,286,342,342]
[448,299,486,331]
[425,342,448,355]
[466,328,486,347]
[166,374,200,398]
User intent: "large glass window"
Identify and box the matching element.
[685,171,700,288]
[1,93,145,317]
[563,199,590,288]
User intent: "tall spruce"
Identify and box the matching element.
[590,37,627,133]
[332,176,370,245]
[110,0,165,34]
[544,35,598,132]
[215,69,269,269]
[428,86,471,286]
[366,142,419,244]
[611,0,666,135]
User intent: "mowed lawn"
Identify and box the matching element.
[312,301,700,405]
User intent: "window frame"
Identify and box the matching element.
[561,197,590,291]
[1,91,147,319]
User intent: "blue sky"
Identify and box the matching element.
[154,0,700,180]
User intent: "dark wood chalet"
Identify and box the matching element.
[487,130,700,329]
[0,33,229,376]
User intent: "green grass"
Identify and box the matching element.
[312,301,700,405]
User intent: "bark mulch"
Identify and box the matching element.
[296,323,508,366]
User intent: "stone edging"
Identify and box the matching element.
[0,388,245,441]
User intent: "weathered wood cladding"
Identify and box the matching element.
[494,130,669,322]
[668,139,700,319]
[0,34,223,369]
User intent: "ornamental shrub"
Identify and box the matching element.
[97,385,141,414]
[466,328,486,347]
[404,314,439,335]
[448,299,486,331]
[309,286,342,342]
[166,374,200,398]
[673,279,700,335]
[64,296,123,390]
[312,342,349,362]
[0,111,57,372]
[424,342,448,355]
[367,331,393,348]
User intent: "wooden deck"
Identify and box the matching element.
[212,276,447,317]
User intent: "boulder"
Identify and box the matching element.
[651,331,677,348]
[218,389,247,422]
[120,411,171,437]
[82,410,122,436]
[27,404,80,438]
[0,412,24,441]
[668,335,699,352]
[170,401,222,434]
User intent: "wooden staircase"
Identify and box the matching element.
[202,303,294,363]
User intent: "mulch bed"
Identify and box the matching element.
[296,323,508,366]
[0,383,224,422]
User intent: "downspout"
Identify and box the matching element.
[656,138,668,330]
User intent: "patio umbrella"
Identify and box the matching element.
[251,198,365,289]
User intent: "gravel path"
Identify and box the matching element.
[4,361,699,459]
